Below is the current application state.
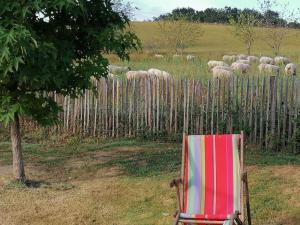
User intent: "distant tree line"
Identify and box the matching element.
[154,7,300,28]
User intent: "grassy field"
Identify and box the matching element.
[0,133,300,225]
[108,22,300,79]
[130,22,300,58]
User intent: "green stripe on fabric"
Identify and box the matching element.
[200,135,206,214]
[223,220,238,225]
[187,135,196,213]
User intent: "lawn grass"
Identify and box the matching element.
[0,135,300,225]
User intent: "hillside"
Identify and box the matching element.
[130,22,300,60]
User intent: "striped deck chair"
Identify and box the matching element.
[170,132,251,225]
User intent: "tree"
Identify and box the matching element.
[0,0,140,182]
[259,0,296,55]
[153,6,300,28]
[230,12,258,55]
[157,18,204,54]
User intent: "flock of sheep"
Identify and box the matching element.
[107,54,197,80]
[208,54,297,78]
[108,65,172,80]
[154,54,196,61]
[107,53,297,80]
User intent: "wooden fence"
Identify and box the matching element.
[52,75,299,150]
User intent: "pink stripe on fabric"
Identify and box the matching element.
[213,135,217,214]
[227,135,234,214]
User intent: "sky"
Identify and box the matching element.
[131,0,300,21]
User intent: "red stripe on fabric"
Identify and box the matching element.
[215,135,229,215]
[227,135,234,214]
[204,135,214,215]
[184,135,189,213]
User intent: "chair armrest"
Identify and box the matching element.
[229,211,243,225]
[170,178,182,188]
[170,178,183,213]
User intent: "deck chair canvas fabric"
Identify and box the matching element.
[170,133,251,225]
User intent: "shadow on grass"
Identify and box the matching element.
[4,180,50,189]
[246,150,300,166]
[4,179,75,190]
[1,136,300,178]
[99,146,300,177]
[100,146,180,177]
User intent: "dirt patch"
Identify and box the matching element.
[0,165,12,176]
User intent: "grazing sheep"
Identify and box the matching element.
[236,59,250,64]
[126,70,148,80]
[161,71,171,79]
[148,68,161,78]
[258,63,280,75]
[274,56,291,65]
[108,65,129,74]
[260,57,275,65]
[212,67,233,78]
[186,55,196,61]
[207,60,229,70]
[247,56,259,63]
[285,63,296,75]
[154,54,164,59]
[148,68,171,79]
[222,55,238,63]
[231,62,250,73]
[173,54,181,59]
[213,66,232,71]
[238,54,248,60]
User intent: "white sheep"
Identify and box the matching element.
[173,54,181,59]
[207,60,229,70]
[247,56,259,63]
[260,57,275,65]
[148,68,171,79]
[186,55,196,61]
[236,59,250,64]
[231,62,250,74]
[222,55,238,63]
[285,63,296,75]
[238,54,248,60]
[154,54,164,59]
[148,68,161,78]
[161,71,171,79]
[212,67,233,78]
[108,65,129,74]
[126,70,148,80]
[213,66,232,71]
[274,56,291,65]
[258,63,280,75]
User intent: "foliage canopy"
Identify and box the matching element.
[0,0,140,126]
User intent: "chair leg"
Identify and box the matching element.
[244,173,251,225]
[172,212,180,225]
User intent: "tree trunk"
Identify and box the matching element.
[247,42,251,55]
[10,113,26,182]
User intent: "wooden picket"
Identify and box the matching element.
[21,75,299,150]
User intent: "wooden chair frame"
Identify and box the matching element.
[170,131,251,225]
